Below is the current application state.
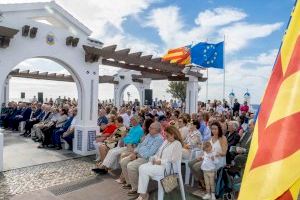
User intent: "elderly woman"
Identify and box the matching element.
[225,121,241,164]
[98,116,127,162]
[38,108,68,148]
[98,115,118,141]
[94,115,117,161]
[178,116,189,141]
[92,115,144,174]
[182,120,202,160]
[135,126,183,200]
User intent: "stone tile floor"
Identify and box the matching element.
[0,156,96,200]
[1,156,201,200]
[3,130,81,171]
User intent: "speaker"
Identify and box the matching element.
[21,92,25,99]
[144,89,153,105]
[0,36,10,48]
[29,27,38,38]
[37,92,43,103]
[66,36,73,46]
[72,38,79,47]
[22,25,30,37]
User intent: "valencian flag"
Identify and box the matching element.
[238,1,300,200]
[190,42,224,69]
[162,46,191,65]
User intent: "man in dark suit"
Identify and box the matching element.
[51,108,76,150]
[9,103,24,130]
[13,103,32,131]
[23,104,49,137]
[233,99,240,115]
[3,102,16,129]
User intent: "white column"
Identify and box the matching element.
[73,66,99,156]
[114,84,121,108]
[1,77,10,107]
[185,76,199,114]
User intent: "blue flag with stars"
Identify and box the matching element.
[191,42,224,69]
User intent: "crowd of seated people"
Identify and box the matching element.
[89,98,254,200]
[0,97,78,150]
[0,97,254,199]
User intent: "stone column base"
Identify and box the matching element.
[73,125,99,156]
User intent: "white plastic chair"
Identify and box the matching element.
[153,160,186,200]
[19,121,26,132]
[182,148,203,185]
[191,150,203,187]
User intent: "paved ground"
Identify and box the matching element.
[0,129,202,200]
[5,129,297,200]
[3,130,81,171]
[1,156,201,200]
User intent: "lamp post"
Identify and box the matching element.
[127,92,130,103]
[229,90,235,108]
[244,89,251,104]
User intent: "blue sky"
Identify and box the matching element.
[2,0,295,103]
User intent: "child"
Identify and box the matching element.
[201,141,217,200]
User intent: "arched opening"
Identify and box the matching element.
[120,84,141,106]
[1,57,83,171]
[9,58,79,102]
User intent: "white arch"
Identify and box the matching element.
[0,2,101,170]
[118,83,142,105]
[5,57,83,118]
[113,69,151,108]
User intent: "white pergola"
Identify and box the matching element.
[0,1,206,171]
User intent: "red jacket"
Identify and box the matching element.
[102,124,117,137]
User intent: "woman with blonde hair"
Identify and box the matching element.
[135,126,183,200]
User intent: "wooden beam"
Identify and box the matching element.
[132,78,143,83]
[140,55,153,61]
[20,70,30,74]
[102,59,172,76]
[9,70,117,84]
[99,47,183,74]
[168,76,189,81]
[186,70,203,78]
[0,26,19,38]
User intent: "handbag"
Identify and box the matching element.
[160,162,179,193]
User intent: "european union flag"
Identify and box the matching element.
[191,42,224,69]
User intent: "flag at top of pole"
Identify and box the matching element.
[190,41,224,69]
[238,0,300,199]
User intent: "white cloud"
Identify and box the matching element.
[145,6,283,53]
[2,1,283,104]
[256,49,278,65]
[195,7,247,27]
[55,0,151,35]
[198,49,277,104]
[220,22,283,52]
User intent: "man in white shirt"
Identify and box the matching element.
[156,106,164,116]
[120,108,130,128]
[216,101,225,114]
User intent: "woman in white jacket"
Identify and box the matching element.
[135,126,183,200]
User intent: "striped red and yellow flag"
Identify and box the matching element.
[238,1,300,200]
[162,46,191,65]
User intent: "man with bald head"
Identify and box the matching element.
[120,121,164,196]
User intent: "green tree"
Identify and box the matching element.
[167,81,187,102]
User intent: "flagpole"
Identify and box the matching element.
[206,68,209,102]
[223,35,226,101]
